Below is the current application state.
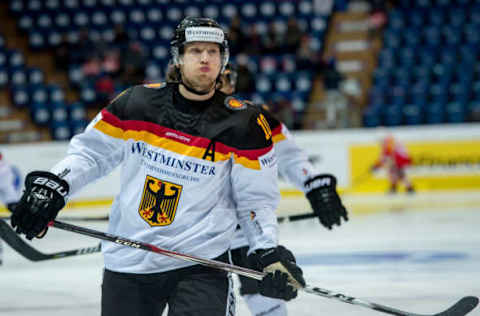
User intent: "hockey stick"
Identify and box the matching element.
[0,219,101,261]
[277,212,316,223]
[50,220,478,316]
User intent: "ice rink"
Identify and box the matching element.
[1,195,479,316]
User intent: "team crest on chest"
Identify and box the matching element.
[225,96,247,110]
[138,175,183,226]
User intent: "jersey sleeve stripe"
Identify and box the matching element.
[271,125,286,143]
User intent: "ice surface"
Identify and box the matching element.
[1,205,479,316]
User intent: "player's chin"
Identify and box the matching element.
[196,79,216,92]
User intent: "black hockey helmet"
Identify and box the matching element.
[171,17,229,73]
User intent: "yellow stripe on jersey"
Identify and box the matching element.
[95,119,263,169]
[272,133,286,143]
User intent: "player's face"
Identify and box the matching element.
[180,42,222,93]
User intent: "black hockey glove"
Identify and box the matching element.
[305,174,348,230]
[11,171,69,240]
[248,245,305,301]
[6,202,17,213]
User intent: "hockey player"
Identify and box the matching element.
[219,65,348,316]
[10,17,305,316]
[0,152,22,213]
[371,134,415,193]
[0,152,22,265]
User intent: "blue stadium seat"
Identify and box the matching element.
[79,83,97,105]
[184,5,202,18]
[27,67,44,85]
[278,1,295,17]
[403,103,423,125]
[30,84,49,104]
[128,8,146,25]
[256,75,272,93]
[383,30,402,49]
[110,9,127,25]
[11,84,29,108]
[9,67,28,85]
[9,0,24,16]
[403,28,420,47]
[445,101,466,123]
[274,74,292,92]
[423,26,441,46]
[165,5,184,23]
[30,102,50,126]
[145,61,163,81]
[48,84,65,103]
[203,4,220,19]
[297,0,314,17]
[429,8,446,26]
[69,102,87,121]
[450,8,467,27]
[46,29,62,47]
[51,102,69,124]
[63,0,81,12]
[72,11,89,28]
[363,106,382,127]
[425,101,445,124]
[409,9,426,28]
[293,72,312,93]
[36,13,54,30]
[7,49,24,67]
[221,3,239,20]
[443,26,462,46]
[146,7,163,25]
[382,105,403,126]
[50,121,72,140]
[450,82,471,104]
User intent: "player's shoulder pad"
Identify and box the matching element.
[224,96,248,111]
[143,82,167,89]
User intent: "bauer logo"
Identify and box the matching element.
[138,175,182,227]
[185,27,224,43]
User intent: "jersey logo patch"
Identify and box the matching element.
[138,175,182,226]
[225,96,247,110]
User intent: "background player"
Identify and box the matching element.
[371,134,415,194]
[0,152,22,213]
[220,64,348,316]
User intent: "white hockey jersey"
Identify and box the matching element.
[230,108,318,250]
[51,84,280,273]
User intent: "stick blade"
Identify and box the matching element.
[435,296,479,316]
[0,220,49,261]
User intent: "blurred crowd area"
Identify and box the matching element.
[1,0,480,143]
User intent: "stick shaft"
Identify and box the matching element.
[0,219,100,261]
[51,220,478,316]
